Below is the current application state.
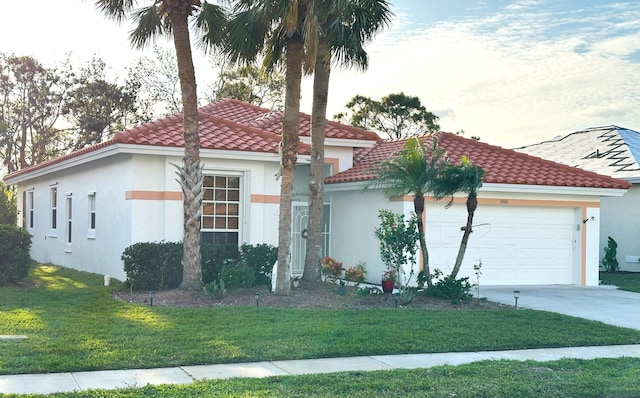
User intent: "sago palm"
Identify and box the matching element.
[95,0,227,290]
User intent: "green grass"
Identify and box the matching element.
[600,271,640,293]
[1,264,639,377]
[19,358,640,397]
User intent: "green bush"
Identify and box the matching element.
[426,275,472,301]
[240,243,277,285]
[121,242,183,290]
[220,263,256,288]
[201,244,241,284]
[0,225,32,285]
[601,236,619,273]
[121,242,274,290]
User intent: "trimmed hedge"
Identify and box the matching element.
[0,225,32,285]
[121,242,183,290]
[122,242,277,291]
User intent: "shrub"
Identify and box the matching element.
[201,244,241,284]
[121,242,183,290]
[426,275,473,301]
[240,243,277,285]
[601,236,619,273]
[0,225,32,285]
[220,263,255,288]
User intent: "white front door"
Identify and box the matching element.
[291,203,331,277]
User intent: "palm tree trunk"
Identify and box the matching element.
[303,39,330,282]
[275,36,303,295]
[170,10,203,290]
[414,194,432,288]
[449,193,478,279]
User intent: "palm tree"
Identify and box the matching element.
[96,0,227,290]
[225,0,316,295]
[304,0,392,281]
[371,137,448,288]
[432,156,485,280]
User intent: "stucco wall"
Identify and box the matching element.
[601,184,640,272]
[16,154,134,280]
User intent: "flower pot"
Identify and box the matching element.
[382,280,394,294]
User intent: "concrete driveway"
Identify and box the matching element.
[481,285,640,330]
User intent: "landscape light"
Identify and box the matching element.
[148,291,156,307]
[255,291,260,307]
[513,290,520,309]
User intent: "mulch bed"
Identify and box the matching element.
[113,280,510,310]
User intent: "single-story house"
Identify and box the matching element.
[3,100,630,286]
[515,126,640,272]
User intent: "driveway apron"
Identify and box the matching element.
[480,285,640,330]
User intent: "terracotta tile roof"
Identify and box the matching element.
[201,98,381,141]
[325,132,631,190]
[112,111,298,154]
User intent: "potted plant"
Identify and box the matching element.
[381,270,395,293]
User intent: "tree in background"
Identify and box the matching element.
[208,59,285,109]
[0,54,70,173]
[96,0,227,291]
[0,181,16,225]
[335,92,440,139]
[304,0,392,282]
[129,46,184,117]
[64,56,144,150]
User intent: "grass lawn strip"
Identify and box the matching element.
[599,271,640,293]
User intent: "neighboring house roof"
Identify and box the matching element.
[514,126,640,181]
[4,99,380,182]
[325,132,631,190]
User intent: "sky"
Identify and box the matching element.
[2,0,640,148]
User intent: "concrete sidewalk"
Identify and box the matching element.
[1,345,639,395]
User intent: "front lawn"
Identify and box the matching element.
[600,271,640,293]
[1,265,639,376]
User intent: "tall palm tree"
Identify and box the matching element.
[371,137,448,288]
[225,0,316,295]
[432,156,485,280]
[304,0,392,281]
[96,0,227,290]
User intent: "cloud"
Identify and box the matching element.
[317,1,640,148]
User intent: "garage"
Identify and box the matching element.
[426,204,578,285]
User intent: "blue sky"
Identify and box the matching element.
[2,0,640,147]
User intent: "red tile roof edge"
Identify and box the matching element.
[325,132,631,190]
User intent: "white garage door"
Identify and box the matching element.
[426,205,578,285]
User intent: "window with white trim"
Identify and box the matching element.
[201,175,240,245]
[88,193,96,230]
[50,187,57,230]
[65,195,72,244]
[27,190,34,229]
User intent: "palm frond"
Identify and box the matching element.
[194,2,229,51]
[129,5,166,49]
[95,0,136,23]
